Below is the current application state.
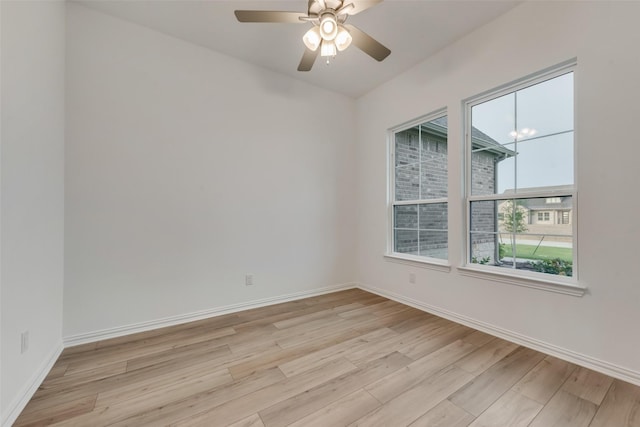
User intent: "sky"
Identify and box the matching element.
[471,72,574,194]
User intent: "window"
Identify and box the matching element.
[466,64,575,279]
[537,212,550,222]
[390,113,448,262]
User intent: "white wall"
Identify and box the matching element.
[64,4,356,338]
[355,1,640,381]
[1,0,66,424]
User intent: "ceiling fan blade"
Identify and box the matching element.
[298,47,320,71]
[344,24,390,61]
[336,3,355,16]
[345,0,383,15]
[234,10,308,23]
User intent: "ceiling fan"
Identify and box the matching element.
[234,0,391,71]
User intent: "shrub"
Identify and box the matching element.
[499,243,507,260]
[471,256,491,265]
[532,258,573,276]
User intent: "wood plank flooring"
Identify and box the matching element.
[14,289,640,426]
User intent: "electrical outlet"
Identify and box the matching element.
[409,273,416,284]
[21,331,29,354]
[245,274,254,286]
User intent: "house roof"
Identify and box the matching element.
[503,185,574,210]
[521,197,572,211]
[425,116,515,157]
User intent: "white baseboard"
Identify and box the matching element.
[2,342,64,427]
[63,283,357,347]
[357,283,640,387]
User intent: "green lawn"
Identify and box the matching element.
[500,243,572,262]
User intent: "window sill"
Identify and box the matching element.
[457,265,587,297]
[384,253,452,273]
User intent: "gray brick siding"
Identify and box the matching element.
[393,126,499,262]
[394,126,448,259]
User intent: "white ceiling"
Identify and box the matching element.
[77,0,520,98]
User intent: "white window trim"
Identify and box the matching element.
[462,59,584,293]
[384,253,451,272]
[458,264,586,297]
[386,108,451,269]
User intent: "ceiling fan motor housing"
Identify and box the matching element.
[308,0,344,16]
[319,12,338,40]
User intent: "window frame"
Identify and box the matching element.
[461,60,585,296]
[386,108,451,271]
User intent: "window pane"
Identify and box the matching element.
[420,231,448,260]
[471,93,516,196]
[420,119,448,199]
[516,72,573,140]
[497,232,516,261]
[515,133,574,191]
[516,195,573,234]
[394,116,448,201]
[473,196,573,272]
[495,155,515,195]
[394,203,448,259]
[471,92,516,145]
[512,234,573,276]
[394,205,418,229]
[470,200,498,233]
[470,232,497,265]
[394,229,418,255]
[392,115,448,261]
[395,127,419,168]
[395,126,419,202]
[419,203,448,230]
[395,164,419,201]
[496,199,529,234]
[495,197,573,276]
[418,203,448,260]
[470,200,498,264]
[471,72,574,196]
[394,205,418,255]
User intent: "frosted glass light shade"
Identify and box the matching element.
[303,27,321,51]
[335,27,352,51]
[320,40,337,57]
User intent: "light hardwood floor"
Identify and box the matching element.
[14,289,640,426]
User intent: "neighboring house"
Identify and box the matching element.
[395,117,512,258]
[499,185,573,244]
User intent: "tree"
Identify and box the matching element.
[498,200,528,262]
[500,200,528,233]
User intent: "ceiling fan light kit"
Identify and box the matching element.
[335,27,353,51]
[320,39,337,57]
[303,26,322,51]
[234,0,390,71]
